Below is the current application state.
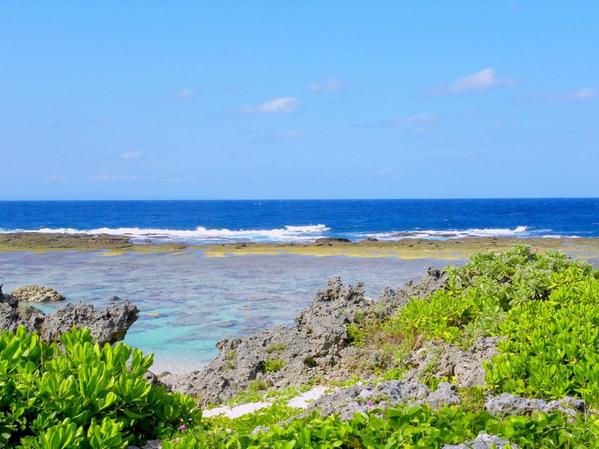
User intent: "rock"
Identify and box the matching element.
[425,382,460,409]
[443,433,517,449]
[128,441,161,449]
[9,285,65,303]
[0,293,138,345]
[39,301,138,345]
[307,379,462,420]
[314,238,351,245]
[169,268,449,405]
[404,336,500,389]
[485,393,585,417]
[170,277,374,404]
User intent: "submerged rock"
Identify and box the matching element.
[9,285,65,303]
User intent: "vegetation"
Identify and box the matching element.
[0,327,198,448]
[1,246,598,447]
[263,359,285,373]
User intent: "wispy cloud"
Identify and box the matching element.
[280,130,305,138]
[398,113,440,125]
[308,78,344,92]
[89,174,147,182]
[241,97,301,114]
[175,88,195,100]
[523,87,598,103]
[568,87,597,100]
[48,175,64,182]
[378,167,399,178]
[429,68,515,95]
[120,151,142,160]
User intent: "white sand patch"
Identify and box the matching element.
[203,401,272,419]
[287,386,329,408]
[202,386,331,419]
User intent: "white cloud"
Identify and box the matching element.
[89,174,115,182]
[430,68,515,95]
[241,97,301,114]
[398,113,439,125]
[308,78,344,92]
[48,175,64,182]
[568,87,597,100]
[120,151,142,160]
[89,174,146,182]
[175,88,195,100]
[280,130,305,138]
[379,167,398,177]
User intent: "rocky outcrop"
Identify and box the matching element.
[165,268,449,405]
[443,433,517,449]
[163,277,373,404]
[309,380,459,420]
[485,393,586,418]
[8,285,65,302]
[0,290,138,345]
[403,336,500,388]
[38,302,138,344]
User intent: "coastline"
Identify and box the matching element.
[2,232,599,260]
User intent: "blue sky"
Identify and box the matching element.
[1,1,598,199]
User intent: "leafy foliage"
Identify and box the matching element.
[0,327,199,448]
[165,404,599,449]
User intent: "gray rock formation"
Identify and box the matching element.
[0,292,138,345]
[165,269,448,405]
[443,433,517,449]
[163,277,373,404]
[309,380,460,420]
[38,301,138,344]
[404,336,500,388]
[8,285,65,302]
[485,393,586,418]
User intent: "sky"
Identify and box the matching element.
[0,1,598,200]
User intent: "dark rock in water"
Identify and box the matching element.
[314,238,351,245]
[167,269,449,405]
[8,285,65,303]
[443,433,517,449]
[365,237,379,242]
[0,291,138,345]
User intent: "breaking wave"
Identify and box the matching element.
[0,224,331,244]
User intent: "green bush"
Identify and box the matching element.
[263,359,285,373]
[165,404,599,449]
[0,326,199,448]
[486,270,599,407]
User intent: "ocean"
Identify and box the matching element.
[1,198,599,242]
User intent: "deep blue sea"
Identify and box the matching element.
[1,199,599,242]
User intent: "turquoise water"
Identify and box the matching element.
[0,250,455,373]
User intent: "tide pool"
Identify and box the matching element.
[1,250,456,373]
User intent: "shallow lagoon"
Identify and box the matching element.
[2,250,459,373]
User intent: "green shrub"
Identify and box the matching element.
[263,359,285,373]
[486,271,599,407]
[265,343,287,354]
[0,326,199,448]
[164,404,599,449]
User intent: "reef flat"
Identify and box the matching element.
[3,232,599,260]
